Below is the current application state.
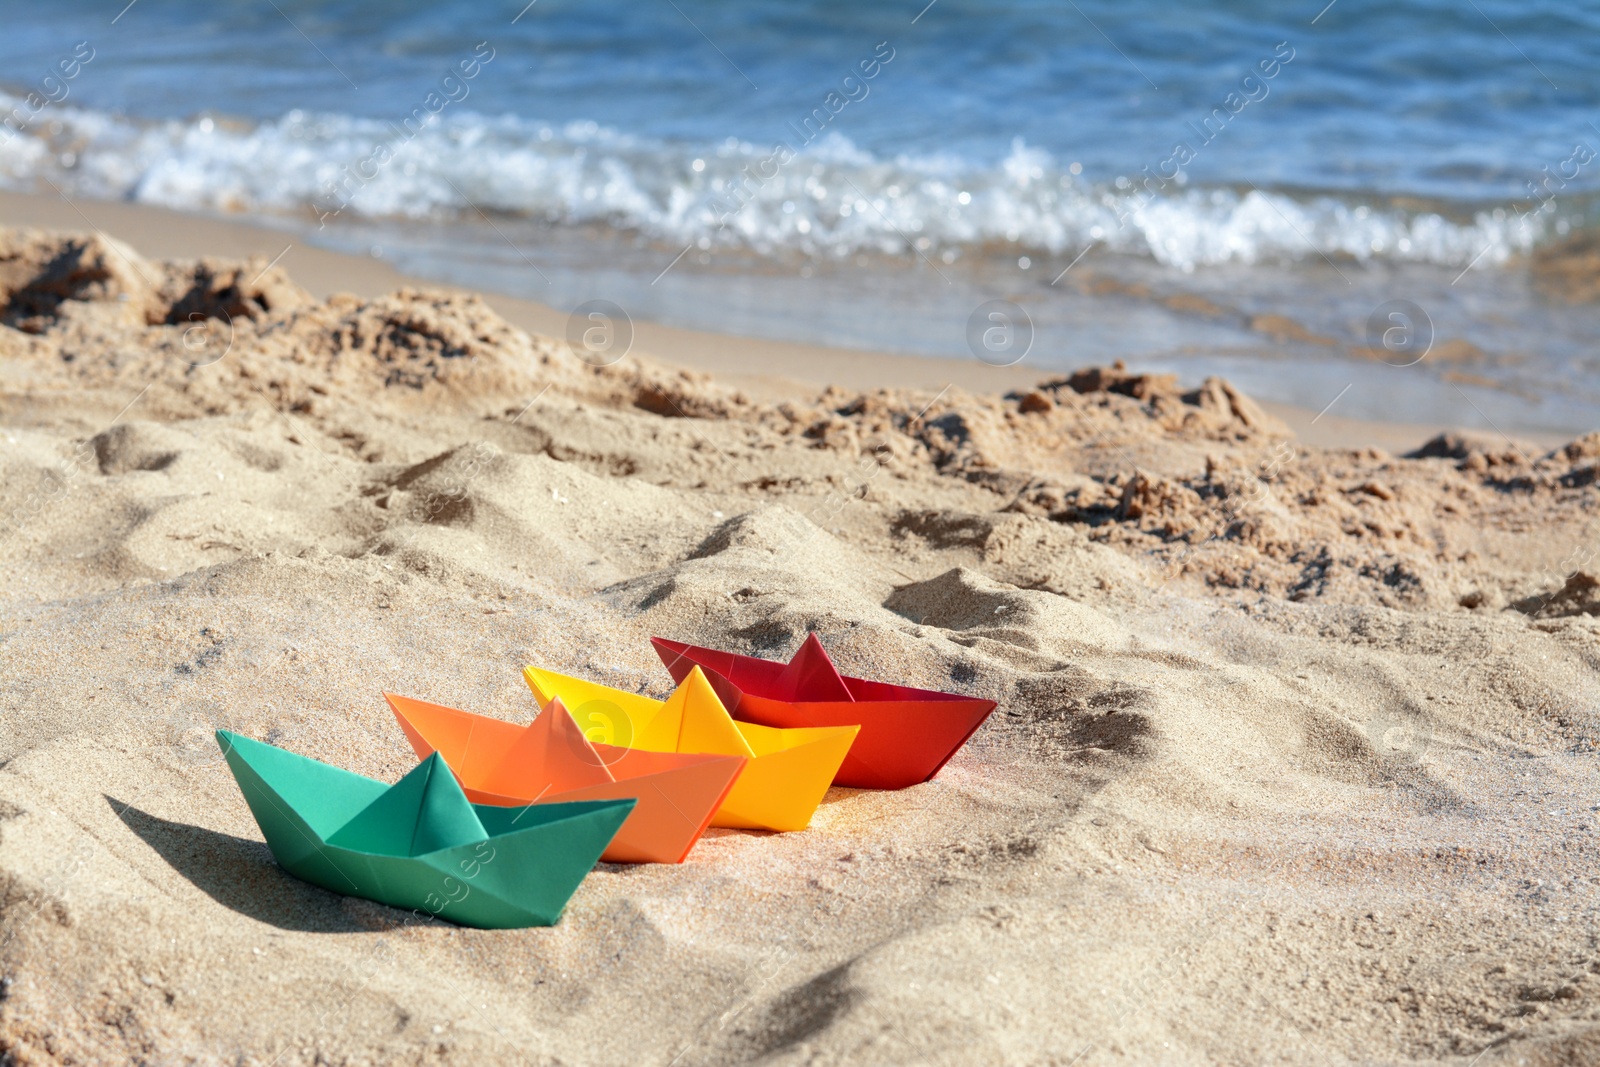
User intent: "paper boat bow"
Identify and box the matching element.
[216,730,632,928]
[384,693,746,864]
[651,634,997,790]
[522,665,857,833]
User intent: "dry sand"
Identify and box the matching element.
[0,217,1598,1066]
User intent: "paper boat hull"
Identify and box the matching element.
[652,637,998,790]
[217,731,631,928]
[710,727,858,832]
[450,755,741,864]
[733,693,995,790]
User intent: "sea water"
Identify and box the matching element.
[3,0,1598,433]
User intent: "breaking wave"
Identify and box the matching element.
[0,94,1556,273]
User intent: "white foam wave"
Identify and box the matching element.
[0,95,1549,272]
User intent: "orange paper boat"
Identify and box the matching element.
[385,692,746,864]
[651,634,997,790]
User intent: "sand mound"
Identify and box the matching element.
[3,230,1599,1066]
[0,229,753,427]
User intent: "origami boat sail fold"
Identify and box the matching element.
[325,745,487,857]
[648,633,849,702]
[522,665,858,833]
[651,634,998,790]
[216,730,633,928]
[385,692,747,864]
[773,634,854,701]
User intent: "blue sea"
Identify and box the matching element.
[4,0,1598,432]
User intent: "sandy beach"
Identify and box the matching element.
[0,203,1596,1066]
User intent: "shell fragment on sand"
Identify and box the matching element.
[385,692,746,864]
[651,633,997,790]
[522,665,857,833]
[215,730,633,928]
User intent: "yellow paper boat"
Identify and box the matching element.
[522,665,858,832]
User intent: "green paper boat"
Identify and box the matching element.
[215,730,634,929]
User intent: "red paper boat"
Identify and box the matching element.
[650,634,997,790]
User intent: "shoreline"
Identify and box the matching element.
[3,208,1599,1066]
[0,190,1568,453]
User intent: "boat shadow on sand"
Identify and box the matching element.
[106,795,400,934]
